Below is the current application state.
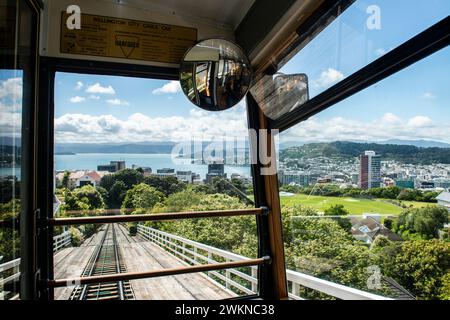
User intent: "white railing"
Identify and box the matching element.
[53,231,71,253]
[0,231,72,300]
[0,258,20,300]
[137,224,392,300]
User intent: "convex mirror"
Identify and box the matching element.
[179,39,252,111]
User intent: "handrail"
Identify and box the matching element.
[50,208,264,226]
[49,258,267,288]
[137,225,392,300]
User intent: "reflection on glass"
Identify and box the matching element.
[180,39,252,111]
[250,73,309,120]
[261,0,450,120]
[1,0,36,300]
[278,47,450,300]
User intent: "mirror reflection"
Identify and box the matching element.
[180,39,252,111]
[250,73,309,120]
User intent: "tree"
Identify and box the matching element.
[324,204,349,216]
[122,183,164,212]
[61,171,70,189]
[64,185,105,214]
[397,189,422,201]
[143,175,186,196]
[281,205,377,298]
[439,273,450,300]
[96,186,109,207]
[99,174,115,191]
[108,180,127,208]
[395,206,449,239]
[381,240,450,300]
[113,169,144,189]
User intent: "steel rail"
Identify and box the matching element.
[78,224,110,300]
[50,208,265,226]
[50,257,270,288]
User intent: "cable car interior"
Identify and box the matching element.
[0,0,449,301]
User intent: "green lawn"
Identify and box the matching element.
[280,194,430,215]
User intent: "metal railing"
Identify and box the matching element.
[0,231,72,300]
[53,231,72,253]
[137,225,392,300]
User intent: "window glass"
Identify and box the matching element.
[255,0,450,120]
[278,47,450,300]
[1,0,36,300]
[53,73,256,299]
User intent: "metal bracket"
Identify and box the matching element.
[260,206,270,216]
[262,255,272,265]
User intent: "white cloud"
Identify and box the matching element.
[86,83,115,95]
[88,95,100,100]
[421,92,436,99]
[70,96,86,103]
[54,104,249,143]
[313,68,345,89]
[281,113,449,144]
[106,98,130,106]
[0,77,22,101]
[382,113,400,123]
[407,116,432,127]
[152,81,181,95]
[75,81,84,90]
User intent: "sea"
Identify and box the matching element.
[0,153,251,181]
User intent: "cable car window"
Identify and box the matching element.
[253,0,450,120]
[53,72,257,300]
[277,46,450,300]
[0,0,37,301]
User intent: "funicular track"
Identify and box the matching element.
[69,224,134,300]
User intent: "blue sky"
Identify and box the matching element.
[1,0,449,144]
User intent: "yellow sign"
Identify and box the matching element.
[60,13,197,64]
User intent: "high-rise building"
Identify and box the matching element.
[359,151,381,189]
[205,161,227,184]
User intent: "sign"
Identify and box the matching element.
[60,12,197,64]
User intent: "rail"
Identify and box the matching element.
[137,225,392,300]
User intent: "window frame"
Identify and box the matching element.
[269,17,450,132]
[36,57,272,300]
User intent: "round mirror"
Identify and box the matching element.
[179,39,252,111]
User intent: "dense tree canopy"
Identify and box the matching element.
[122,183,164,212]
[394,206,449,239]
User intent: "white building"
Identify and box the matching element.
[436,191,450,211]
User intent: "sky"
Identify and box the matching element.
[1,0,449,145]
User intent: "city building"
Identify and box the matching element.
[156,168,176,177]
[97,160,126,173]
[279,170,310,186]
[132,165,153,177]
[436,191,450,211]
[205,161,227,184]
[55,170,107,189]
[176,171,194,184]
[359,151,381,190]
[395,179,414,189]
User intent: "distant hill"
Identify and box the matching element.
[280,141,450,164]
[379,139,450,149]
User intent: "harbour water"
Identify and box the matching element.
[54,153,251,180]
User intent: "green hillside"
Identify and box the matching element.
[280,141,450,164]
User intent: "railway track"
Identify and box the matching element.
[69,224,134,300]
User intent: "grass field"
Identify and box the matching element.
[280,194,430,215]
